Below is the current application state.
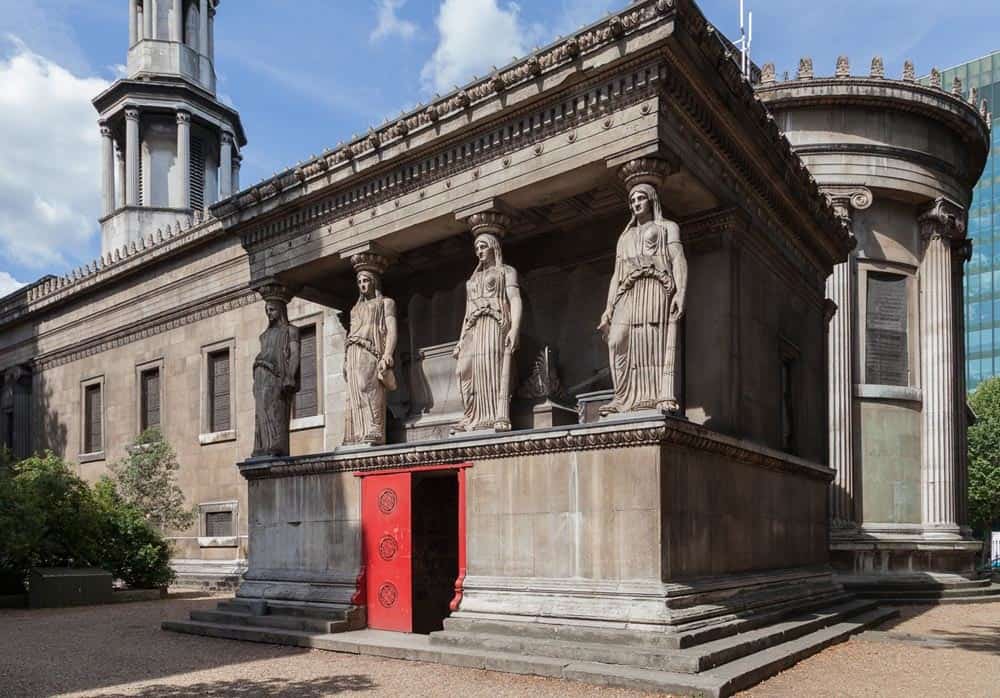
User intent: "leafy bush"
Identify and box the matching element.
[0,453,175,592]
[110,429,194,533]
[968,377,1000,537]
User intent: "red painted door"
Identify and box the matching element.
[363,472,412,632]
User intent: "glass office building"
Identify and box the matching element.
[923,52,1000,390]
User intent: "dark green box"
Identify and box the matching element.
[28,568,113,608]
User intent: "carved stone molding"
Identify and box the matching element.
[919,197,966,241]
[176,110,191,125]
[350,252,392,276]
[253,280,298,305]
[467,211,512,238]
[124,107,140,122]
[617,157,675,190]
[99,121,112,137]
[237,417,835,482]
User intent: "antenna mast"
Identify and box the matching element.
[737,0,753,80]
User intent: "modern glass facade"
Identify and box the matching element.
[923,52,1000,390]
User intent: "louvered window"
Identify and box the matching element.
[140,368,161,431]
[208,349,230,432]
[84,384,103,454]
[190,135,205,210]
[205,511,233,537]
[294,324,318,419]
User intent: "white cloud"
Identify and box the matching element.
[0,271,25,297]
[370,0,418,43]
[0,36,107,270]
[420,0,544,94]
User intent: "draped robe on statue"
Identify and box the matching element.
[344,296,396,444]
[603,208,680,414]
[252,321,300,457]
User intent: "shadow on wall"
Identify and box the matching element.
[33,368,68,460]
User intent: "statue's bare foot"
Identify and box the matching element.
[494,420,512,432]
[599,401,621,417]
[658,400,680,414]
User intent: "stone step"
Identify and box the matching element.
[441,590,852,651]
[702,606,899,696]
[216,598,351,621]
[162,605,897,697]
[433,598,877,674]
[854,583,1000,603]
[189,609,348,634]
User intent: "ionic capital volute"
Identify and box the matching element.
[99,120,112,138]
[919,197,966,243]
[821,186,873,224]
[124,106,140,122]
[176,110,191,125]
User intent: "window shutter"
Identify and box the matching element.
[190,136,205,210]
[209,350,230,432]
[204,511,233,537]
[85,384,102,453]
[294,325,318,419]
[141,369,161,430]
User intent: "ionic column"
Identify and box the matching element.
[232,152,242,192]
[115,141,126,209]
[100,121,115,217]
[919,198,965,539]
[219,131,234,198]
[952,238,973,531]
[171,0,183,42]
[142,0,152,40]
[125,107,140,207]
[822,187,870,529]
[129,0,138,45]
[208,4,216,62]
[176,110,191,209]
[199,0,209,56]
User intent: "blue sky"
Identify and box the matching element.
[0,0,998,295]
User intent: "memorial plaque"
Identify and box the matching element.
[866,272,908,386]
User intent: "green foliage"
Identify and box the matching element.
[967,377,1000,535]
[109,429,194,533]
[0,452,175,592]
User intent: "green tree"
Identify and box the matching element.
[109,428,194,533]
[967,377,1000,541]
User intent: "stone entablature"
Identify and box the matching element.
[215,0,848,277]
[237,416,835,482]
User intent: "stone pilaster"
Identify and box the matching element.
[176,110,191,209]
[199,0,209,55]
[952,237,973,531]
[232,152,242,192]
[918,198,966,540]
[142,0,152,40]
[220,131,234,199]
[171,0,183,42]
[115,142,126,209]
[125,107,140,207]
[129,0,138,46]
[100,121,115,217]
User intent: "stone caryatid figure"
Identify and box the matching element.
[252,283,300,458]
[598,158,687,416]
[453,212,523,433]
[343,253,398,446]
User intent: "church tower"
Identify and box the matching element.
[93,0,247,254]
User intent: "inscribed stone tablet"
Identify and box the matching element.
[866,272,908,386]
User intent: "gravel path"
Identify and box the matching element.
[2,595,997,697]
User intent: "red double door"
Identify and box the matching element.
[362,472,414,632]
[361,467,468,633]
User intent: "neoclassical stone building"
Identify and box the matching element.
[0,0,994,692]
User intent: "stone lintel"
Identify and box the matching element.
[605,140,680,177]
[453,198,517,225]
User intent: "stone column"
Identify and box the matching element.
[199,0,209,56]
[176,111,191,209]
[115,142,126,209]
[171,0,183,42]
[953,238,973,531]
[208,4,216,62]
[125,107,140,207]
[232,151,242,192]
[919,198,966,539]
[219,131,234,198]
[129,0,138,45]
[823,187,869,529]
[100,121,115,217]
[142,0,152,40]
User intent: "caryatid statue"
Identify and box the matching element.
[453,212,523,433]
[252,283,301,458]
[343,253,398,446]
[598,158,687,415]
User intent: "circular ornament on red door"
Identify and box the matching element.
[378,488,397,514]
[378,582,398,608]
[378,535,398,561]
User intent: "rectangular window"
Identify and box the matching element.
[781,357,795,454]
[204,510,233,538]
[140,368,161,431]
[84,383,103,454]
[208,349,231,433]
[865,272,909,386]
[294,324,318,419]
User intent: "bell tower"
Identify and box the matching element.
[93,0,246,254]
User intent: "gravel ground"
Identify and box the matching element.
[2,595,997,697]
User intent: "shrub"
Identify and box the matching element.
[94,479,175,589]
[110,429,194,533]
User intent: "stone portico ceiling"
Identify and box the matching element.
[211,0,850,268]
